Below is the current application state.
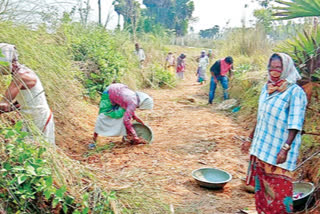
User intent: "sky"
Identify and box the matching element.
[190,0,260,32]
[88,0,261,32]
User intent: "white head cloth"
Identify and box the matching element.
[136,91,153,110]
[0,43,18,73]
[268,53,301,84]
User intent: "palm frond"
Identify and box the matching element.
[273,0,320,20]
[275,27,320,79]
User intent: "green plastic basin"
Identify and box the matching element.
[192,168,232,189]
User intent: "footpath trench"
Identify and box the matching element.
[59,75,258,213]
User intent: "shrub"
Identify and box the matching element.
[0,121,116,213]
[63,24,128,98]
[149,64,176,88]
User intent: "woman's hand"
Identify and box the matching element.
[0,102,10,113]
[276,130,297,164]
[126,134,147,145]
[133,115,144,125]
[276,149,288,164]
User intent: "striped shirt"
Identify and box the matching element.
[250,84,307,171]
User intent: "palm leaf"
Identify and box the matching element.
[273,0,320,20]
[275,26,320,79]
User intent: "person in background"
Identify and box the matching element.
[207,49,214,61]
[176,53,186,80]
[134,43,146,68]
[208,56,233,104]
[91,83,153,149]
[165,52,176,73]
[0,43,55,144]
[241,53,307,214]
[196,50,209,84]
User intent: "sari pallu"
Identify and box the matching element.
[246,155,294,214]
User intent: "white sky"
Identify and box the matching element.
[88,0,260,32]
[190,0,260,32]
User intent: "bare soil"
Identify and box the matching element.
[56,75,319,213]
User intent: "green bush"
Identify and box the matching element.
[149,65,176,88]
[64,24,128,98]
[0,121,116,213]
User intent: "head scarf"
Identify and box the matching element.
[0,43,19,73]
[268,53,301,84]
[201,50,206,58]
[136,91,153,110]
[267,53,301,94]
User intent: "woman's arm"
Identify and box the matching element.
[132,113,144,125]
[123,105,138,138]
[276,129,299,164]
[0,79,23,112]
[241,122,256,154]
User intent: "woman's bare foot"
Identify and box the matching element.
[132,137,148,145]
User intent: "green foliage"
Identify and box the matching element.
[149,64,176,88]
[275,27,320,79]
[113,0,141,38]
[64,24,128,98]
[216,27,272,57]
[199,25,220,39]
[0,121,116,213]
[230,63,265,111]
[269,20,309,40]
[0,51,10,68]
[256,0,275,7]
[273,0,320,20]
[254,8,273,33]
[142,0,195,36]
[137,15,175,39]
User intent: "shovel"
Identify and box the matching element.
[294,150,320,171]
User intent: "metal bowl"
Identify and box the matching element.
[124,122,153,143]
[192,168,232,189]
[132,122,153,143]
[293,181,315,211]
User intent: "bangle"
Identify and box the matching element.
[282,143,291,151]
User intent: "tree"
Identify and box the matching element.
[142,0,194,36]
[199,25,220,39]
[78,0,91,26]
[113,0,141,40]
[253,8,273,33]
[174,0,194,36]
[256,0,274,8]
[0,0,9,16]
[98,0,101,25]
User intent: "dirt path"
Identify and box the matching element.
[58,76,256,213]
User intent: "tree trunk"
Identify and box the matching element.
[132,15,136,42]
[117,13,120,29]
[84,0,90,26]
[0,0,9,15]
[98,0,101,25]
